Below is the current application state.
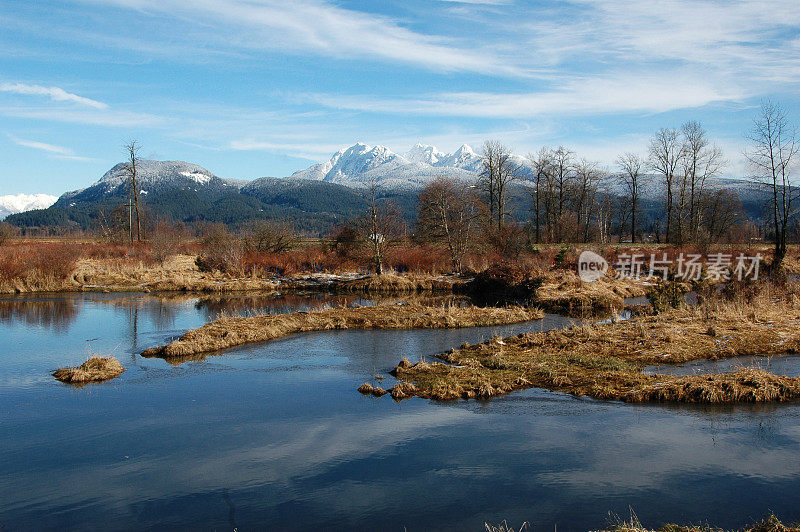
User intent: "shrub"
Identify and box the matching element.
[244,220,298,253]
[150,221,185,265]
[0,222,15,245]
[195,224,244,275]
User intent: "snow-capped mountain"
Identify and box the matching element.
[288,142,484,189]
[55,159,237,207]
[0,193,58,220]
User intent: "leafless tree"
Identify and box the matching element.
[245,220,298,253]
[678,121,724,241]
[572,159,603,242]
[746,100,799,268]
[123,141,143,243]
[551,146,574,221]
[648,128,682,243]
[699,189,744,243]
[527,147,553,244]
[616,152,645,242]
[479,140,518,231]
[361,175,405,274]
[416,176,480,272]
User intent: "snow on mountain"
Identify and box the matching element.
[0,193,58,220]
[404,143,446,165]
[91,159,233,194]
[288,142,486,189]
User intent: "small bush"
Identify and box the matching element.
[646,280,688,312]
[196,224,244,275]
[0,222,16,245]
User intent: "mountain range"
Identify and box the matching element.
[0,193,58,220]
[4,142,769,233]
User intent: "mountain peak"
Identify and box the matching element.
[405,143,445,165]
[0,193,58,220]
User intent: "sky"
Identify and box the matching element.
[1,0,799,195]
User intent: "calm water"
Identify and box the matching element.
[2,292,800,531]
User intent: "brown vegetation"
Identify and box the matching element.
[53,356,125,384]
[142,304,544,359]
[602,512,797,532]
[385,283,800,403]
[333,273,462,293]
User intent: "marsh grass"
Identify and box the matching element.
[334,273,462,293]
[601,511,797,531]
[52,356,125,385]
[388,282,800,403]
[142,304,544,359]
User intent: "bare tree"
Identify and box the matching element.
[479,140,518,231]
[416,176,480,272]
[551,146,574,221]
[572,159,603,242]
[648,128,682,243]
[746,100,799,268]
[362,176,405,274]
[699,189,744,243]
[245,220,298,253]
[123,141,143,242]
[527,148,553,244]
[679,121,724,241]
[616,152,645,242]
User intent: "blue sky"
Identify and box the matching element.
[1,0,798,194]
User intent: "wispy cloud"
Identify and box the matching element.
[0,82,108,109]
[304,72,745,118]
[0,106,163,128]
[7,134,96,161]
[83,0,519,76]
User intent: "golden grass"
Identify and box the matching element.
[142,304,544,359]
[534,270,648,315]
[1,254,279,294]
[385,285,800,403]
[600,512,798,531]
[71,255,279,293]
[333,273,463,293]
[52,356,125,384]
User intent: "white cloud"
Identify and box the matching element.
[83,0,519,76]
[0,82,108,109]
[305,72,745,119]
[7,134,97,161]
[0,106,163,128]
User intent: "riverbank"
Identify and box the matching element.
[142,303,544,359]
[388,284,800,403]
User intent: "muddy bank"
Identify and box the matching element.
[142,304,544,359]
[384,292,800,403]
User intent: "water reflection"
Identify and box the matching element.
[1,292,800,531]
[645,354,800,378]
[0,297,79,330]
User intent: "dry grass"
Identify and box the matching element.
[52,356,125,384]
[534,270,648,315]
[142,304,544,359]
[334,273,463,293]
[70,254,279,293]
[599,512,798,531]
[385,284,800,403]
